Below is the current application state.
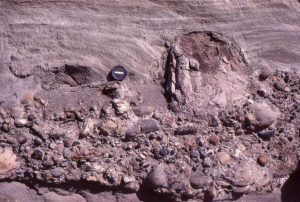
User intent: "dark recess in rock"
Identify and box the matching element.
[64,64,102,85]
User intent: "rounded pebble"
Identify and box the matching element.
[257,154,268,167]
[217,152,231,165]
[208,135,219,145]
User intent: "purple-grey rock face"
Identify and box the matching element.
[0,1,300,201]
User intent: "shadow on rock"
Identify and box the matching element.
[281,161,300,202]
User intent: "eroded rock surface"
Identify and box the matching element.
[164,32,251,112]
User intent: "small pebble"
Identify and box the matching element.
[257,154,268,167]
[63,148,72,159]
[149,134,156,140]
[235,128,244,136]
[199,148,207,159]
[80,118,96,138]
[50,167,65,177]
[245,113,256,124]
[28,114,37,121]
[122,175,135,184]
[251,102,278,129]
[139,120,159,134]
[33,138,43,146]
[133,106,155,117]
[14,118,28,127]
[259,68,272,81]
[31,149,44,160]
[146,164,167,188]
[112,99,130,115]
[217,151,231,165]
[284,86,290,92]
[208,135,219,145]
[257,88,268,97]
[64,138,74,148]
[0,147,18,174]
[189,58,200,71]
[190,171,212,189]
[175,126,197,136]
[159,148,169,157]
[258,130,275,141]
[125,125,141,140]
[49,143,57,150]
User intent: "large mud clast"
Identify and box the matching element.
[164,32,252,112]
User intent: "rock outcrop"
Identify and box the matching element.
[0,0,299,201]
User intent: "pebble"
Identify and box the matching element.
[175,126,197,136]
[112,99,130,115]
[148,133,156,140]
[257,154,268,167]
[10,107,25,119]
[0,147,18,174]
[80,118,96,138]
[125,125,141,140]
[190,171,212,189]
[63,148,72,159]
[208,135,219,145]
[259,68,272,81]
[2,124,10,132]
[42,156,54,167]
[34,97,48,107]
[284,86,290,92]
[190,149,198,159]
[232,185,250,194]
[31,149,44,160]
[235,128,244,136]
[258,130,275,141]
[199,148,207,159]
[132,106,155,117]
[251,102,278,129]
[146,164,168,188]
[28,113,37,121]
[52,154,63,165]
[217,152,231,165]
[49,143,57,150]
[274,82,284,91]
[189,58,200,71]
[100,118,119,136]
[74,111,84,122]
[33,137,43,146]
[139,120,159,134]
[64,138,74,148]
[257,88,268,97]
[90,105,99,112]
[50,167,65,177]
[159,148,170,157]
[14,118,28,127]
[231,160,270,187]
[245,113,256,125]
[122,175,135,184]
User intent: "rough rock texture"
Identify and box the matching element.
[0,0,300,202]
[0,0,300,107]
[164,32,251,112]
[0,147,18,175]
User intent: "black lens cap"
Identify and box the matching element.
[111,65,127,81]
